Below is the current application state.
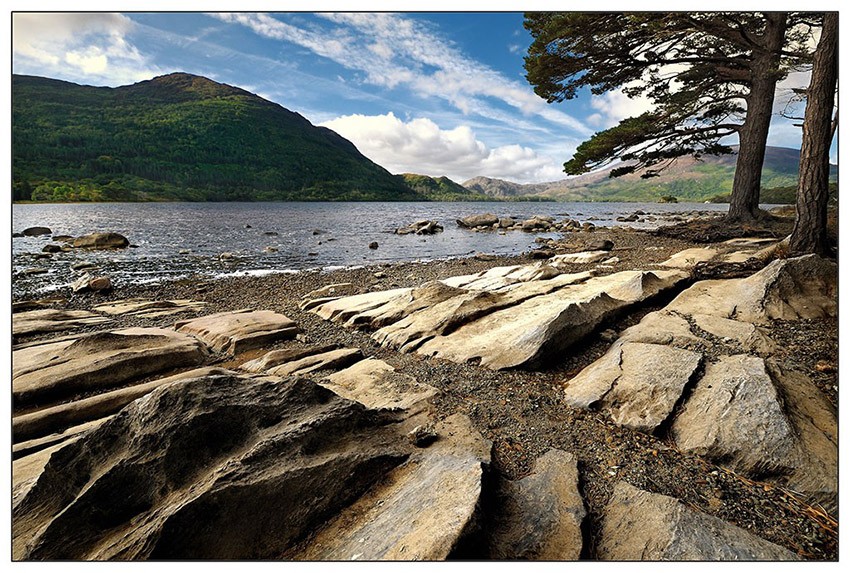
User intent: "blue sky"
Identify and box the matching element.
[11,11,823,183]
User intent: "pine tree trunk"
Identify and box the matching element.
[726,14,789,222]
[790,12,838,256]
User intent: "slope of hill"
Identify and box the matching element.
[399,173,491,201]
[463,147,837,203]
[12,73,420,202]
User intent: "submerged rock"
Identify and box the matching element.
[396,220,443,235]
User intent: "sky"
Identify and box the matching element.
[10,9,829,184]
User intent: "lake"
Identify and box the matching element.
[12,201,739,298]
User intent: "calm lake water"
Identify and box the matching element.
[12,201,741,298]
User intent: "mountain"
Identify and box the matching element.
[463,146,838,203]
[400,173,491,201]
[12,73,420,202]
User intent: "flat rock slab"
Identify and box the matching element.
[265,348,363,377]
[307,267,685,370]
[13,416,114,460]
[240,344,337,373]
[666,255,837,323]
[564,341,702,432]
[566,254,837,510]
[672,355,797,476]
[320,358,436,412]
[13,309,111,336]
[550,250,610,265]
[673,356,837,512]
[175,309,299,355]
[13,367,235,444]
[598,481,798,560]
[489,449,585,560]
[415,270,687,370]
[657,247,719,269]
[13,374,411,560]
[13,327,208,407]
[289,414,490,560]
[92,299,206,318]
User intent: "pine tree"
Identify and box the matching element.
[524,12,819,221]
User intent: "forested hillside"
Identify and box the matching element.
[12,73,420,202]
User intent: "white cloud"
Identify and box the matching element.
[588,89,655,128]
[213,12,591,137]
[321,112,566,184]
[13,13,161,85]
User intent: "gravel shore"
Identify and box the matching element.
[14,226,838,560]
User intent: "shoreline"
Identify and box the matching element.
[11,221,838,559]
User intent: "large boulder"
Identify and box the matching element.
[72,232,130,249]
[488,449,585,560]
[175,309,299,355]
[598,482,798,560]
[13,327,208,407]
[13,374,412,560]
[456,213,499,228]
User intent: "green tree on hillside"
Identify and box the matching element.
[524,12,819,221]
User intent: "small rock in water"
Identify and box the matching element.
[264,231,279,236]
[312,229,323,235]
[245,224,252,229]
[22,227,52,237]
[264,246,278,253]
[368,241,379,250]
[42,244,62,253]
[22,268,48,276]
[178,249,191,255]
[219,252,236,261]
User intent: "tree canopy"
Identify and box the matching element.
[524,12,820,220]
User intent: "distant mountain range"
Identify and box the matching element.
[12,73,835,204]
[463,146,838,203]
